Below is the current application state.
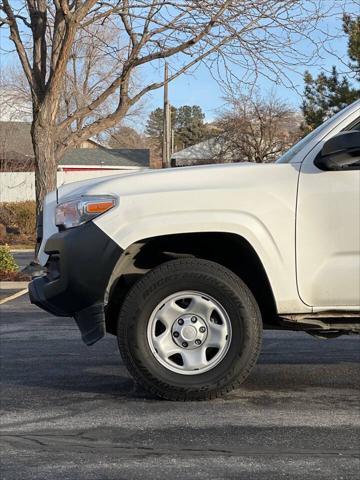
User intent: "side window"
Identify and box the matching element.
[347,157,360,169]
[341,117,360,169]
[345,118,360,131]
[343,119,360,169]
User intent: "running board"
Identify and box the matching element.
[279,313,360,334]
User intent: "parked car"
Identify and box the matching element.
[30,100,360,400]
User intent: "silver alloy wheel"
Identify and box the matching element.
[147,291,232,375]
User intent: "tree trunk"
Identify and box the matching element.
[31,114,57,216]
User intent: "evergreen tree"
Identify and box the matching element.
[145,108,164,140]
[145,106,177,146]
[301,14,360,133]
[176,105,207,149]
[145,105,207,150]
[343,13,360,80]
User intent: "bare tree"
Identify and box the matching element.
[107,125,144,148]
[0,1,336,211]
[1,23,129,130]
[215,93,301,163]
[0,65,33,121]
[61,22,132,132]
[0,121,34,172]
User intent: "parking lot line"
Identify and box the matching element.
[0,289,28,305]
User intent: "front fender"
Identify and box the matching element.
[95,203,305,313]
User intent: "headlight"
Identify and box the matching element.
[55,195,116,230]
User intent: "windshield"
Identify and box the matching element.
[276,103,358,164]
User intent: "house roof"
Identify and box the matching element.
[171,138,218,162]
[60,148,149,168]
[0,121,149,169]
[0,121,104,154]
[171,137,238,166]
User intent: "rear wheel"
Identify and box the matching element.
[117,258,262,400]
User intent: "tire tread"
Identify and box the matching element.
[118,258,262,401]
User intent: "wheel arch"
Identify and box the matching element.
[105,232,278,335]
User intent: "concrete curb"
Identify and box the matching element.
[10,249,34,254]
[0,281,29,289]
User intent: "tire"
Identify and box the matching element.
[117,258,262,401]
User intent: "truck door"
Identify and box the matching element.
[296,124,360,308]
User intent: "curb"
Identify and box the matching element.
[10,249,34,254]
[0,281,29,289]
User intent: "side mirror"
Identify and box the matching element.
[314,130,360,171]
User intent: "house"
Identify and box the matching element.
[0,121,150,202]
[171,112,302,167]
[0,121,150,172]
[171,137,242,167]
[60,148,150,171]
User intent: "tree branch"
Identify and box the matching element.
[1,0,33,90]
[27,0,47,94]
[119,0,138,47]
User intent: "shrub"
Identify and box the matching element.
[0,245,18,273]
[0,201,36,236]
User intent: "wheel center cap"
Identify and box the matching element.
[181,325,197,341]
[171,314,208,349]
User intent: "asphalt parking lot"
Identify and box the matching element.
[11,250,34,271]
[1,292,359,479]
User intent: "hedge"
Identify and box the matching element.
[0,201,36,236]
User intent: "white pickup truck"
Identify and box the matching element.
[30,100,360,400]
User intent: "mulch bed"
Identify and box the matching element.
[0,271,31,281]
[0,234,35,248]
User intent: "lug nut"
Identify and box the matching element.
[191,316,197,323]
[195,339,201,345]
[199,326,206,333]
[178,318,184,325]
[182,341,188,348]
[173,331,179,338]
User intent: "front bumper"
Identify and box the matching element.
[29,221,123,345]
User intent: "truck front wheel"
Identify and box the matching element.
[117,258,262,400]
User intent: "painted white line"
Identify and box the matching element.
[0,288,28,305]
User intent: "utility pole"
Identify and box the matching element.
[171,128,175,156]
[162,63,171,168]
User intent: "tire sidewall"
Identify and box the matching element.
[118,261,262,394]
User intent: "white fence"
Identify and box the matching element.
[0,168,143,202]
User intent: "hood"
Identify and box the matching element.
[57,162,268,202]
[57,168,149,202]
